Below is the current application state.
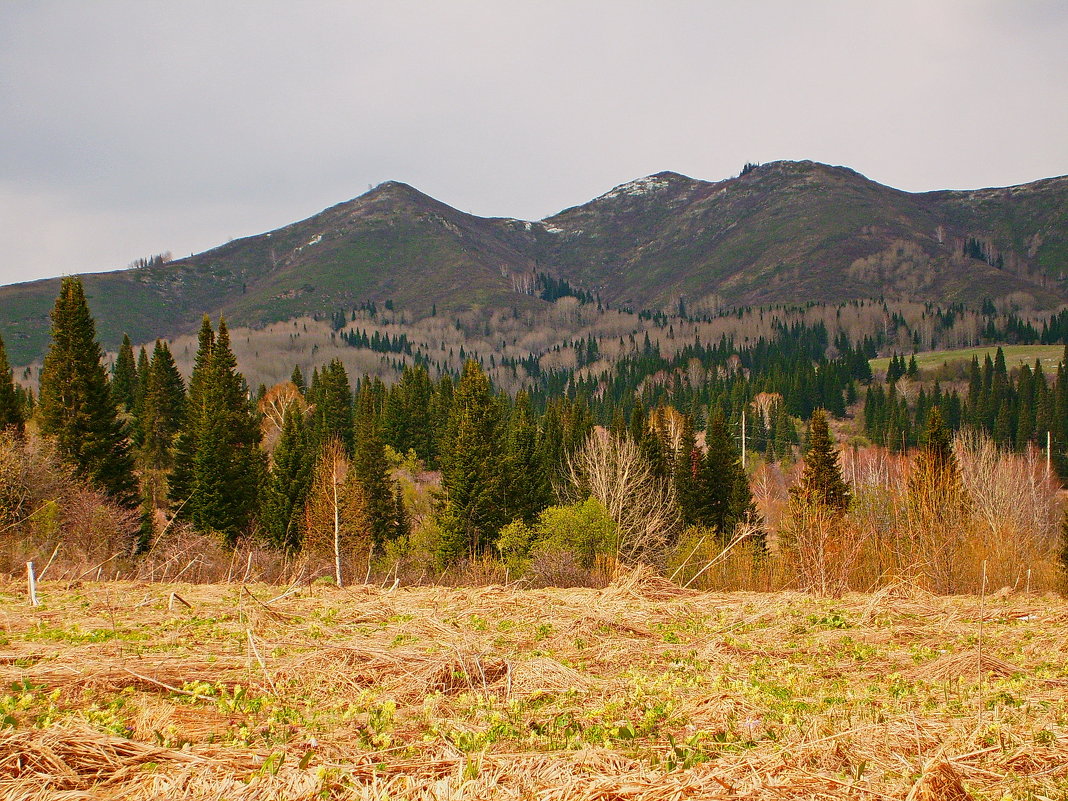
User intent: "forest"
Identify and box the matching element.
[1,276,1066,595]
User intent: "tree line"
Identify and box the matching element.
[2,276,1066,581]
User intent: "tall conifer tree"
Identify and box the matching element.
[352,382,397,548]
[437,360,505,561]
[792,409,850,511]
[0,334,24,434]
[37,277,138,507]
[111,334,137,412]
[170,317,261,542]
[260,404,313,550]
[140,340,186,470]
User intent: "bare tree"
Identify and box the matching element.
[565,428,679,566]
[303,439,368,586]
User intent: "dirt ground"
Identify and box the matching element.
[0,569,1065,800]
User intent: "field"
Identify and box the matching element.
[1,573,1067,800]
[869,344,1065,376]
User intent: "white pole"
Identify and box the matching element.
[27,562,39,607]
[1047,430,1052,478]
[333,466,343,588]
[741,409,747,468]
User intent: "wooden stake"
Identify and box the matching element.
[26,561,39,607]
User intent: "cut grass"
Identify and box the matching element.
[0,574,1066,799]
[870,344,1065,374]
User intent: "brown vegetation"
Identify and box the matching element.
[0,572,1066,799]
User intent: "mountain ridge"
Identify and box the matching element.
[2,161,1066,364]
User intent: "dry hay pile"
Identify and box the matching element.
[0,569,1065,800]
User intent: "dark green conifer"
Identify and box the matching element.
[437,360,505,561]
[37,277,138,507]
[170,317,262,542]
[0,334,24,434]
[260,404,313,550]
[352,383,397,548]
[792,409,850,512]
[140,340,186,470]
[698,410,756,542]
[503,391,551,524]
[307,359,353,454]
[111,334,137,411]
[290,365,306,394]
[169,316,215,510]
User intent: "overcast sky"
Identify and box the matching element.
[1,1,1066,287]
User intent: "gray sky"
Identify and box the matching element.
[2,1,1066,286]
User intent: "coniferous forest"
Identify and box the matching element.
[1,276,1067,593]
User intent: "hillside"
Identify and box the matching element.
[2,161,1067,364]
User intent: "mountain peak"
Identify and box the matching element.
[593,171,700,203]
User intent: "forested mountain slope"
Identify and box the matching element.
[2,161,1066,364]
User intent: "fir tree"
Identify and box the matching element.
[131,346,151,444]
[352,382,397,548]
[290,365,306,394]
[0,334,24,434]
[139,340,186,470]
[307,359,353,454]
[111,334,137,411]
[170,317,262,542]
[437,360,505,561]
[169,316,215,511]
[698,410,755,541]
[37,277,138,507]
[503,391,551,524]
[260,404,313,550]
[792,409,850,512]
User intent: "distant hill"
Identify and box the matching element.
[2,161,1066,364]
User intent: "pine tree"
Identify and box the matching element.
[290,365,306,394]
[139,340,185,470]
[503,391,551,524]
[0,334,24,434]
[111,334,137,412]
[792,409,850,512]
[437,360,505,562]
[170,317,262,542]
[260,404,313,550]
[352,382,397,548]
[697,410,755,541]
[307,358,353,454]
[37,277,138,507]
[169,316,215,511]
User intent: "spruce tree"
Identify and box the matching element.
[437,360,505,561]
[140,340,186,470]
[170,317,262,542]
[503,391,551,524]
[307,359,353,454]
[698,410,755,541]
[793,409,850,512]
[0,334,24,434]
[290,365,306,394]
[170,316,215,511]
[37,277,139,507]
[260,404,313,550]
[352,382,396,548]
[111,334,137,412]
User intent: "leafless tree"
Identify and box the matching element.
[565,428,679,566]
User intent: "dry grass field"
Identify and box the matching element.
[1,571,1066,800]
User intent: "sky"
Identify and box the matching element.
[1,1,1066,287]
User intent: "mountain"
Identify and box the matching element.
[2,161,1066,364]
